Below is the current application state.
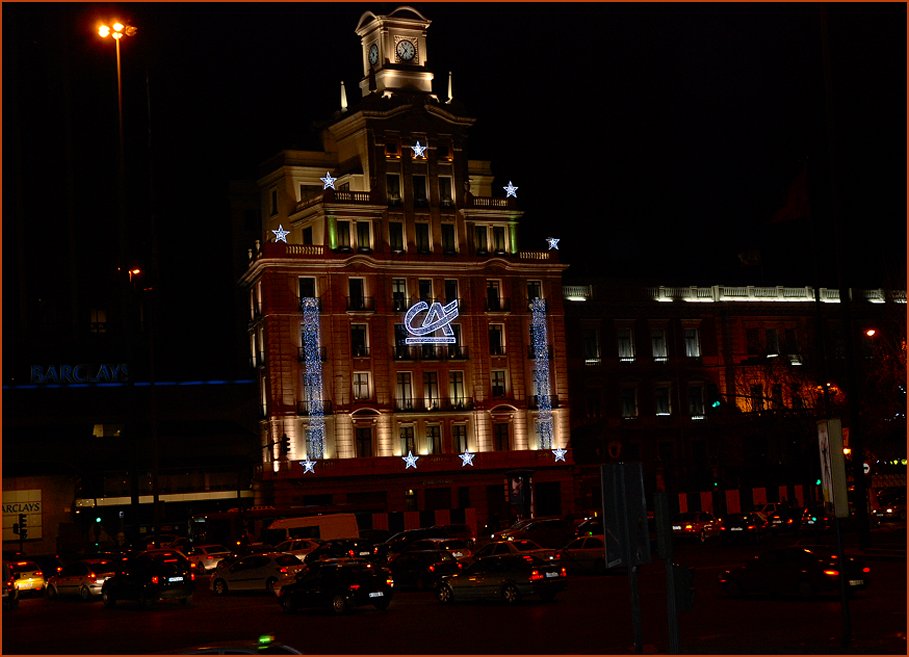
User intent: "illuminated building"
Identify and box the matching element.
[240,7,573,532]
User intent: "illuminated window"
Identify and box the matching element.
[491,370,506,397]
[617,326,635,362]
[389,221,404,251]
[449,371,465,406]
[415,223,430,253]
[427,425,442,454]
[353,372,370,400]
[441,223,456,253]
[356,221,372,251]
[453,424,468,453]
[392,278,407,311]
[396,373,413,410]
[651,327,668,362]
[89,308,108,334]
[683,327,701,357]
[424,372,440,410]
[92,424,122,438]
[400,425,415,454]
[492,226,506,253]
[355,427,373,458]
[621,386,638,418]
[336,220,351,249]
[655,384,671,416]
[688,384,705,419]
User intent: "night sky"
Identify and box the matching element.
[4,2,906,375]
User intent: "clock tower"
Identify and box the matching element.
[355,6,434,97]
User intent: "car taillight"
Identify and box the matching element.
[862,567,871,573]
[34,570,43,578]
[457,562,463,570]
[386,577,394,587]
[279,567,288,574]
[746,525,755,530]
[347,550,355,558]
[348,584,360,591]
[823,569,840,577]
[150,575,160,585]
[428,565,436,573]
[529,570,544,582]
[560,567,567,577]
[190,572,196,581]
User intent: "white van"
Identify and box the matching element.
[262,513,359,545]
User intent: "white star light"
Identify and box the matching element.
[272,224,290,243]
[459,451,475,467]
[546,237,560,250]
[300,458,316,474]
[552,447,567,462]
[321,171,337,189]
[411,141,427,158]
[503,181,518,198]
[402,450,420,469]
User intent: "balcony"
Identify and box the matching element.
[296,399,334,415]
[485,298,511,312]
[352,345,371,358]
[393,397,475,412]
[392,345,469,361]
[347,296,376,312]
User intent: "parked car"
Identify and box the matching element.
[559,535,619,574]
[3,562,19,608]
[186,544,232,573]
[492,517,575,548]
[718,513,767,543]
[276,558,394,614]
[101,549,195,607]
[374,527,462,562]
[765,507,801,534]
[719,546,870,598]
[872,489,907,522]
[436,554,567,604]
[304,538,376,563]
[393,537,474,561]
[47,558,117,600]
[10,560,45,596]
[274,538,322,559]
[671,512,722,543]
[388,549,463,590]
[472,539,559,563]
[574,517,604,537]
[210,552,304,595]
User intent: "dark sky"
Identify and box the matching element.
[4,2,906,373]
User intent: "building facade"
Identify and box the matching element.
[240,7,575,534]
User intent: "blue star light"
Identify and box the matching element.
[300,458,316,474]
[546,237,560,250]
[552,447,567,462]
[459,451,475,467]
[411,141,427,158]
[272,224,290,243]
[503,181,518,198]
[321,171,337,189]
[403,450,420,469]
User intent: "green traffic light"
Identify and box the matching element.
[815,478,822,486]
[95,516,102,523]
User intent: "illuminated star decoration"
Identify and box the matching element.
[300,458,316,474]
[552,447,567,462]
[503,181,518,198]
[321,171,337,189]
[411,141,427,158]
[272,224,290,243]
[546,237,560,250]
[402,450,420,469]
[459,451,475,467]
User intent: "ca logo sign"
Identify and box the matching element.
[403,300,459,344]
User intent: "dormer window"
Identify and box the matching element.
[385,142,401,159]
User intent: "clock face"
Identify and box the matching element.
[368,43,379,65]
[395,39,416,62]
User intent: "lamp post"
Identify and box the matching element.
[97,21,137,160]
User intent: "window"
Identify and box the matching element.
[651,327,668,362]
[453,424,468,453]
[492,226,506,253]
[486,280,501,311]
[427,425,442,454]
[765,328,780,356]
[621,386,638,418]
[424,372,439,410]
[348,278,366,310]
[444,279,458,303]
[353,427,373,458]
[771,384,783,409]
[351,324,368,357]
[617,326,635,362]
[449,371,465,406]
[493,423,509,450]
[356,221,372,251]
[385,142,400,159]
[439,176,453,206]
[392,278,407,311]
[413,175,427,206]
[474,226,488,253]
[749,384,764,412]
[415,223,431,253]
[489,324,505,355]
[336,220,351,249]
[89,308,107,334]
[491,370,506,397]
[583,328,600,365]
[655,384,671,416]
[389,221,404,251]
[688,384,705,419]
[400,425,415,454]
[441,223,456,253]
[683,327,701,357]
[527,280,542,303]
[353,372,370,400]
[397,373,414,410]
[298,277,316,300]
[417,278,433,302]
[438,143,453,161]
[386,174,401,203]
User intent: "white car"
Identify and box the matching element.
[47,558,117,600]
[210,552,304,595]
[274,538,322,559]
[187,544,232,573]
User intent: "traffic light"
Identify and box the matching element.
[17,514,28,541]
[280,434,291,455]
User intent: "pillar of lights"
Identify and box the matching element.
[302,298,325,459]
[531,298,553,449]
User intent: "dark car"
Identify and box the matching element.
[718,513,766,543]
[491,517,575,548]
[276,558,394,614]
[303,538,376,564]
[374,526,467,562]
[388,549,463,590]
[436,554,567,605]
[671,511,722,543]
[101,549,195,608]
[719,546,870,598]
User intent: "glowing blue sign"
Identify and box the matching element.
[403,300,459,344]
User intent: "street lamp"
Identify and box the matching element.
[97,21,137,154]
